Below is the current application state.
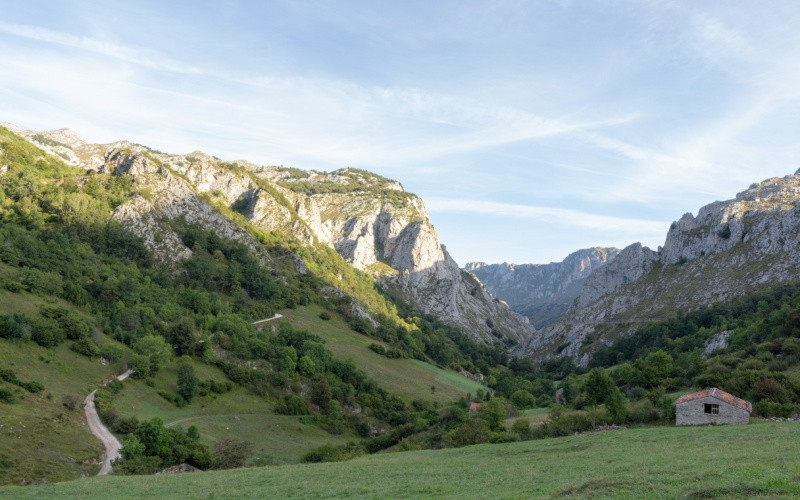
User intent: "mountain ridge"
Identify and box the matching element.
[524,171,800,366]
[465,247,620,328]
[5,124,534,345]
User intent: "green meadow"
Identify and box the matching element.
[3,421,798,498]
[279,305,485,402]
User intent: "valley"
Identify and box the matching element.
[2,123,800,498]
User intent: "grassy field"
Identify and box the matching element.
[3,420,799,498]
[0,291,126,485]
[111,358,356,465]
[504,407,550,430]
[279,305,485,402]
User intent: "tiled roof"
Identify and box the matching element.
[673,388,752,413]
[468,402,481,412]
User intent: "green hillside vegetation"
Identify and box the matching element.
[0,305,125,484]
[109,357,356,466]
[3,421,799,498]
[589,282,800,417]
[279,305,485,402]
[0,127,560,483]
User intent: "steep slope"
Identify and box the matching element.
[5,124,533,345]
[524,171,800,366]
[465,247,619,328]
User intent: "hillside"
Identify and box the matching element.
[0,124,544,485]
[2,123,535,346]
[523,172,800,366]
[465,247,619,328]
[2,422,798,497]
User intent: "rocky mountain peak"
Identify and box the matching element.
[527,170,800,367]
[6,124,534,346]
[466,247,620,328]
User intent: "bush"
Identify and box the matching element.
[20,380,44,394]
[211,439,254,469]
[0,387,17,403]
[29,316,65,348]
[62,394,83,410]
[0,313,28,340]
[319,311,332,321]
[72,337,100,358]
[303,442,366,463]
[511,417,531,436]
[275,394,310,415]
[100,343,126,361]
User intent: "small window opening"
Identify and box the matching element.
[704,403,719,415]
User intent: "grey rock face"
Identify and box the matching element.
[525,172,800,367]
[7,125,534,346]
[465,247,620,328]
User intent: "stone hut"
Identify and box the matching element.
[674,388,752,426]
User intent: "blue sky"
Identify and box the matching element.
[2,1,799,265]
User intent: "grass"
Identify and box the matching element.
[3,420,799,498]
[279,304,485,402]
[504,407,550,430]
[111,358,355,466]
[0,292,125,485]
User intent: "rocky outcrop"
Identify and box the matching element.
[7,125,534,345]
[465,247,620,328]
[525,172,800,366]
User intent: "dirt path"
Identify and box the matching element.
[83,369,133,476]
[252,314,282,325]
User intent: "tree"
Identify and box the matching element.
[585,367,614,429]
[510,389,537,409]
[177,361,199,402]
[298,355,316,376]
[605,387,629,423]
[279,346,297,373]
[477,397,507,431]
[637,350,673,388]
[132,335,172,375]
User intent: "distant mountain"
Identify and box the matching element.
[465,248,620,328]
[521,171,800,366]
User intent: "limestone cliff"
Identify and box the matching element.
[464,247,620,328]
[524,172,800,366]
[7,125,533,344]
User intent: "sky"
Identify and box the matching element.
[1,1,799,265]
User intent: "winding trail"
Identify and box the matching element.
[252,314,283,326]
[83,369,133,476]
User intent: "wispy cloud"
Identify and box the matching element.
[426,198,668,235]
[0,21,200,74]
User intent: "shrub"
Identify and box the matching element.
[100,343,126,361]
[511,417,531,436]
[20,380,44,394]
[0,387,17,403]
[275,394,310,415]
[29,317,65,348]
[62,394,82,410]
[0,313,28,340]
[72,337,100,358]
[211,439,254,469]
[302,442,366,463]
[319,311,332,321]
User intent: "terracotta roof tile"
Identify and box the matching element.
[673,388,752,413]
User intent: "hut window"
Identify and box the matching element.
[704,403,719,415]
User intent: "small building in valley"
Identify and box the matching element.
[674,388,752,426]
